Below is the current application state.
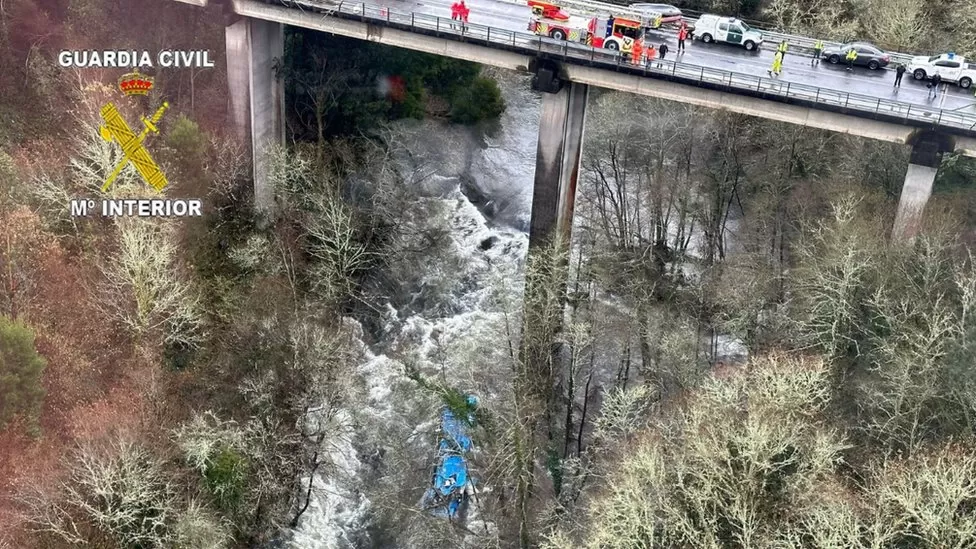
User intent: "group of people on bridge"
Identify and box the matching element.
[450,0,470,28]
[441,2,975,102]
[627,21,690,67]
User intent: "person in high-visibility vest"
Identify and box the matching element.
[677,25,688,53]
[812,39,823,65]
[777,40,788,58]
[450,1,460,29]
[768,50,783,76]
[631,38,643,65]
[845,48,857,71]
[654,14,662,29]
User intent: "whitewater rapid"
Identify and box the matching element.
[288,69,539,549]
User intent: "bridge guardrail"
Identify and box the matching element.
[283,0,976,133]
[449,0,918,65]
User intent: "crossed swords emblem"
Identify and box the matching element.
[98,101,170,192]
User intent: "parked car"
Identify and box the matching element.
[822,42,890,70]
[628,3,683,24]
[693,14,763,51]
[908,52,976,88]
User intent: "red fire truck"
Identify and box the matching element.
[528,0,570,20]
[527,0,592,42]
[527,0,651,53]
[587,14,644,51]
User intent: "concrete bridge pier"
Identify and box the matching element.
[520,62,589,453]
[892,132,952,241]
[528,61,589,250]
[224,14,285,217]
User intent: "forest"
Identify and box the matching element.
[1,0,976,547]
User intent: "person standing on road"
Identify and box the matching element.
[812,39,823,65]
[450,1,460,29]
[677,25,688,53]
[645,43,656,67]
[769,51,783,77]
[459,0,469,28]
[845,48,857,71]
[930,73,942,97]
[777,40,788,59]
[894,63,905,87]
[659,42,669,64]
[632,38,644,66]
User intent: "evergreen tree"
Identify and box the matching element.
[0,315,46,434]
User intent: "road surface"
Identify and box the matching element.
[359,0,976,112]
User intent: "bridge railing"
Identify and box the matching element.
[465,0,920,62]
[296,0,976,133]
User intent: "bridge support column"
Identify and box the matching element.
[225,16,285,217]
[519,66,589,475]
[892,134,947,241]
[528,73,589,250]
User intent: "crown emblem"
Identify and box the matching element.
[118,71,154,96]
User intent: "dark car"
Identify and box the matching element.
[822,42,890,70]
[628,3,683,24]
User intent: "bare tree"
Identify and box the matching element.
[790,194,877,361]
[542,354,847,548]
[22,438,178,547]
[861,0,928,50]
[98,216,205,348]
[762,0,859,40]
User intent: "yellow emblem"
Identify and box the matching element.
[98,102,169,192]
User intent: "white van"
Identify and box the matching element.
[693,14,763,51]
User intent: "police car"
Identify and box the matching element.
[908,52,976,89]
[693,14,763,52]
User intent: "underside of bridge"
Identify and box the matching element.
[528,60,588,251]
[892,131,957,241]
[220,6,963,243]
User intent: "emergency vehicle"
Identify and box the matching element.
[527,0,651,53]
[534,0,665,30]
[587,14,645,51]
[908,52,976,89]
[693,14,763,51]
[527,0,592,42]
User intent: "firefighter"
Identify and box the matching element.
[645,43,656,67]
[812,39,823,65]
[631,38,643,65]
[450,1,460,29]
[677,24,688,53]
[845,48,857,71]
[459,0,469,27]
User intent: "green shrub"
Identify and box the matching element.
[0,315,46,435]
[204,445,247,513]
[450,76,506,124]
[165,114,207,178]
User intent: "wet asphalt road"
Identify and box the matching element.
[362,0,976,113]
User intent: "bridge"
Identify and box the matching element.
[176,0,976,241]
